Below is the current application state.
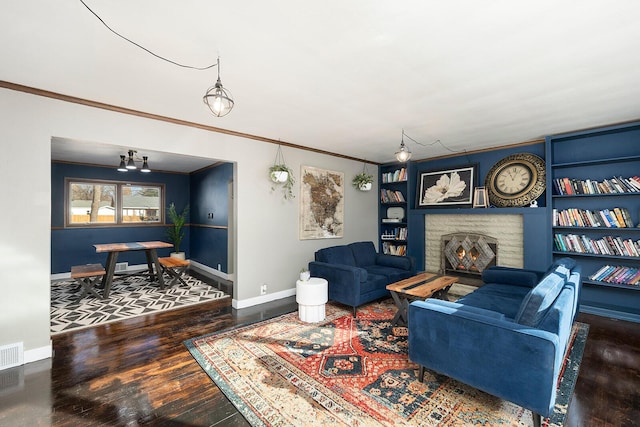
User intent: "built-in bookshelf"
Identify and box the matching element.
[546,121,640,322]
[379,164,410,256]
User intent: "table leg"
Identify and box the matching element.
[389,291,407,326]
[144,250,156,282]
[147,249,165,289]
[102,251,119,298]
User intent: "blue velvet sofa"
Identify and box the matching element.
[309,241,416,316]
[408,258,581,426]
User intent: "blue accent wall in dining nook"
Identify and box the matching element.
[51,162,190,274]
[189,162,232,274]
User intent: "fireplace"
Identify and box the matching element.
[441,233,497,277]
[424,213,523,278]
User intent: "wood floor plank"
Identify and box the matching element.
[1,288,638,427]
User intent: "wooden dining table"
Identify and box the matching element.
[94,241,173,298]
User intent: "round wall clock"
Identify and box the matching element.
[485,153,546,207]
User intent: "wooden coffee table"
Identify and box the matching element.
[386,272,458,326]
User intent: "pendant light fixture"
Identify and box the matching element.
[79,2,235,119]
[394,130,454,162]
[117,150,151,173]
[395,130,412,162]
[203,57,235,117]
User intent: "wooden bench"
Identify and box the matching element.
[158,257,190,288]
[70,263,106,302]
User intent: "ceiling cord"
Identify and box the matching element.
[78,0,217,70]
[403,132,459,154]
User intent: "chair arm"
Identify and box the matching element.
[408,299,561,417]
[309,261,369,304]
[375,253,415,271]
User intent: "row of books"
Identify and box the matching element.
[553,176,640,195]
[552,207,635,228]
[380,189,406,204]
[554,233,640,257]
[589,265,640,286]
[382,242,407,256]
[381,227,408,241]
[381,168,407,183]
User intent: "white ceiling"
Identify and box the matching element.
[4,0,640,168]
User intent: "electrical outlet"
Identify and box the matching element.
[260,284,267,295]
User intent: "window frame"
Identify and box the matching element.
[65,178,165,227]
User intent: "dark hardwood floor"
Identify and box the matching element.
[1,296,639,426]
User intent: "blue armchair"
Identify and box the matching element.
[309,241,416,316]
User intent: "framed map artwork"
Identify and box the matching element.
[299,166,344,239]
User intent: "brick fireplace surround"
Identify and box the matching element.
[424,214,524,274]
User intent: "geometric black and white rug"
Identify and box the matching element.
[51,273,229,335]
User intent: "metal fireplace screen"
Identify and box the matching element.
[441,233,497,275]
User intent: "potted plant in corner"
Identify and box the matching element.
[166,202,189,259]
[352,171,374,191]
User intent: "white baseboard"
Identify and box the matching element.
[233,287,296,309]
[24,342,52,364]
[189,260,232,282]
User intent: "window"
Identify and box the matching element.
[67,179,163,226]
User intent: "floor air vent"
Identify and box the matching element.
[115,262,129,273]
[0,342,24,370]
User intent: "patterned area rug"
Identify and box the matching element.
[51,273,229,334]
[185,300,588,427]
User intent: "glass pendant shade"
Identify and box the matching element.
[395,141,412,162]
[203,78,234,117]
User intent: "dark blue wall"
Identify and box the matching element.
[406,142,551,272]
[189,162,232,273]
[51,162,190,274]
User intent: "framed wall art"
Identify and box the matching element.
[299,166,344,239]
[416,164,477,208]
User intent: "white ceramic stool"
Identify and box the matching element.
[296,277,328,322]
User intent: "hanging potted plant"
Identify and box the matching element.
[269,145,295,200]
[352,163,374,191]
[166,202,189,259]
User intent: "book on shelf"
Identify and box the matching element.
[381,168,407,184]
[553,175,640,196]
[554,233,640,257]
[552,207,635,228]
[589,264,640,286]
[382,242,407,256]
[380,189,405,204]
[381,227,407,241]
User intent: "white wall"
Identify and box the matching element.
[0,88,379,361]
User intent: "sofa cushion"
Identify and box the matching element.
[481,267,541,287]
[348,241,377,267]
[514,273,566,327]
[550,264,571,280]
[424,299,507,321]
[375,254,413,271]
[363,265,412,283]
[316,245,357,267]
[456,283,530,319]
